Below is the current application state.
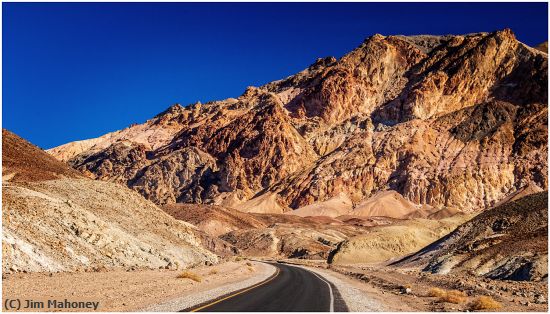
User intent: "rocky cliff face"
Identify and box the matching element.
[48,29,547,214]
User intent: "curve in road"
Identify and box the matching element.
[185,262,348,312]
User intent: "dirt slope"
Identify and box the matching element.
[162,203,267,237]
[395,192,548,281]
[290,192,353,218]
[2,130,218,273]
[351,191,423,218]
[3,129,82,182]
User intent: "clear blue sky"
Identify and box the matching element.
[3,2,548,149]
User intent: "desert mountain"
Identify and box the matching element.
[48,29,548,216]
[394,192,548,281]
[2,129,218,273]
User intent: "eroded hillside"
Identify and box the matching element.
[394,192,548,281]
[2,130,218,273]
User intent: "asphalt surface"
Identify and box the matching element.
[187,262,348,312]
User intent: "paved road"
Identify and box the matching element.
[187,262,348,312]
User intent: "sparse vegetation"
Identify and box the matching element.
[177,271,202,282]
[428,287,447,298]
[428,288,467,304]
[247,266,254,272]
[440,290,467,304]
[246,262,252,266]
[208,269,219,275]
[469,296,502,310]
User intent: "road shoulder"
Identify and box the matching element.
[290,263,387,311]
[142,261,276,311]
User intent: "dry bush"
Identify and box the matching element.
[235,256,243,262]
[440,290,467,304]
[428,287,447,298]
[247,266,254,272]
[208,269,219,275]
[469,296,502,310]
[177,271,202,282]
[246,262,252,266]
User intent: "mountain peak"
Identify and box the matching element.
[535,41,548,53]
[155,103,184,118]
[310,56,337,68]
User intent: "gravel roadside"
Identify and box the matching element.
[3,261,273,312]
[293,264,386,311]
[142,261,277,311]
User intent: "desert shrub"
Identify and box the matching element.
[208,269,219,275]
[428,287,447,298]
[177,271,202,282]
[469,296,502,310]
[246,262,252,266]
[235,256,243,262]
[247,266,254,272]
[440,290,467,304]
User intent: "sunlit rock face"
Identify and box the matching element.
[49,29,547,213]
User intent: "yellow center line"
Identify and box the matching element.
[189,266,281,312]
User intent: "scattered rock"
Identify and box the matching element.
[534,294,546,304]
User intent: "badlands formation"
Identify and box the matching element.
[3,30,547,310]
